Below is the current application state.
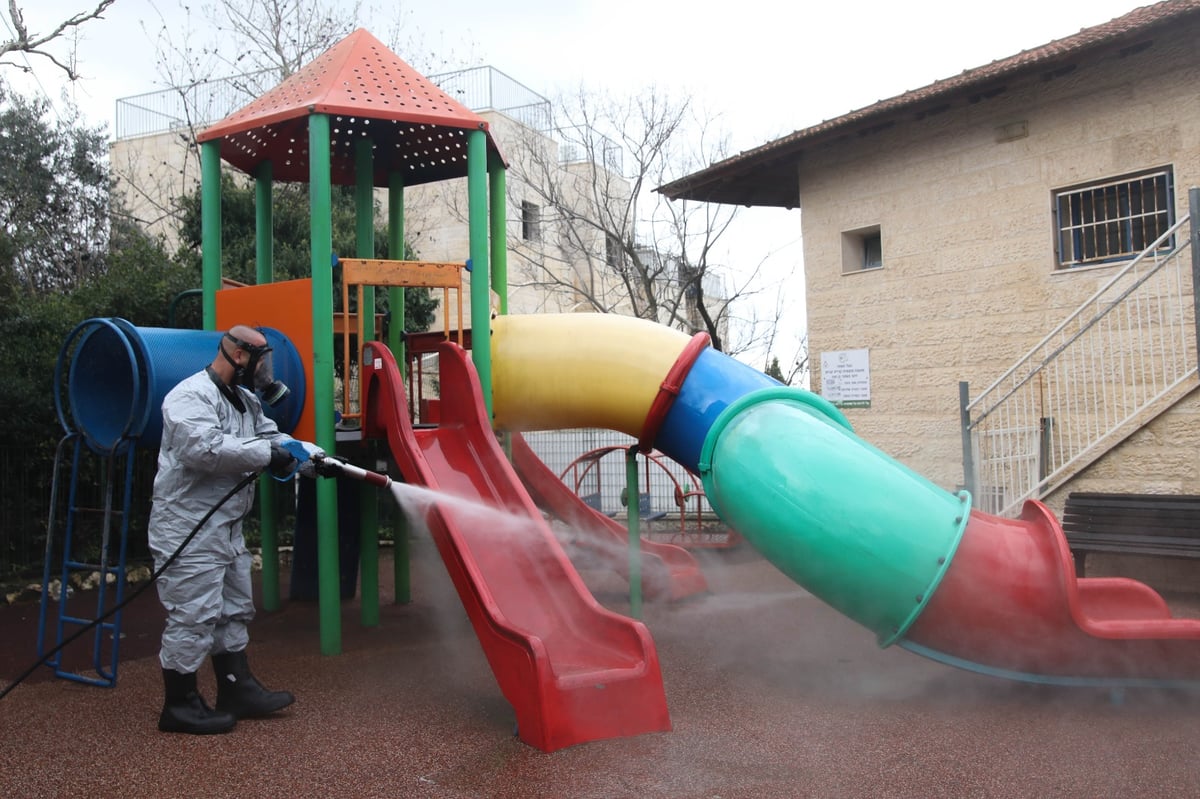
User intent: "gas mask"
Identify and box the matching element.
[222,331,290,407]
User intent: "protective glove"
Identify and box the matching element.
[314,455,349,478]
[268,442,296,473]
[293,440,325,478]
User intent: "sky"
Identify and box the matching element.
[4,0,1151,365]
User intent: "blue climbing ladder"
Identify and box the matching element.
[37,318,148,687]
[37,432,137,686]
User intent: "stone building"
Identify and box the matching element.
[663,0,1200,528]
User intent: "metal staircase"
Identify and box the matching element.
[963,188,1200,517]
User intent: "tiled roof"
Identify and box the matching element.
[659,0,1200,208]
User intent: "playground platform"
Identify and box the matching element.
[3,539,1200,798]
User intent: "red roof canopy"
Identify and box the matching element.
[198,28,504,186]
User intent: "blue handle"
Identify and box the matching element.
[269,439,312,482]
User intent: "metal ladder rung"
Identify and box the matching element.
[63,559,124,573]
[60,614,118,629]
[69,506,126,515]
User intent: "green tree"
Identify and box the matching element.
[174,173,438,332]
[0,80,110,295]
[765,356,785,383]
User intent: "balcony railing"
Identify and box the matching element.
[115,65,552,140]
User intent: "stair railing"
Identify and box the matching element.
[962,190,1199,517]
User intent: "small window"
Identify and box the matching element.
[1054,168,1174,269]
[605,233,623,268]
[842,226,883,274]
[521,201,541,242]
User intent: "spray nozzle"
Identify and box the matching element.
[311,453,393,488]
[312,453,349,478]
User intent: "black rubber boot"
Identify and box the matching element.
[212,650,295,719]
[158,668,237,734]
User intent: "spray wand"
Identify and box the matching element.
[311,453,393,488]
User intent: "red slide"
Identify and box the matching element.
[903,500,1200,683]
[360,340,671,751]
[509,432,708,602]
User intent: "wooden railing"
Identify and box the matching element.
[339,259,464,425]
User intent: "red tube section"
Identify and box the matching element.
[903,500,1200,684]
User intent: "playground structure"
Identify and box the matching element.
[553,442,739,549]
[510,432,709,602]
[43,28,1200,753]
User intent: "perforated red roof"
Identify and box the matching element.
[197,28,504,186]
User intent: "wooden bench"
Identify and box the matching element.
[1060,492,1200,575]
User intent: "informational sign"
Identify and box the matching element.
[820,349,871,408]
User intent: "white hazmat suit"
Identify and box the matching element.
[149,367,311,673]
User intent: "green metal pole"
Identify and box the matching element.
[309,113,341,655]
[625,446,642,619]
[467,128,492,418]
[388,172,406,364]
[200,141,222,330]
[387,171,411,605]
[255,162,274,284]
[489,163,507,315]
[254,162,281,612]
[355,140,379,627]
[488,162,512,465]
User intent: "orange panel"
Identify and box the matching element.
[216,278,316,442]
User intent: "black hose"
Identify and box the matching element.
[0,470,262,700]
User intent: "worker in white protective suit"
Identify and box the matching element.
[150,324,327,735]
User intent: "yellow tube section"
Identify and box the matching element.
[491,314,691,436]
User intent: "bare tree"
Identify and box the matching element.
[501,85,781,358]
[764,334,810,387]
[110,0,366,239]
[0,0,115,80]
[202,0,356,86]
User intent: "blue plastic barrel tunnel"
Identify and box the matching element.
[60,318,306,454]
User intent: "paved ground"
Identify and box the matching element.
[4,536,1200,798]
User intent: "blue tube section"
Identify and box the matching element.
[64,318,305,453]
[654,347,780,472]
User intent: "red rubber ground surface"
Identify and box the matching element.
[4,540,1200,798]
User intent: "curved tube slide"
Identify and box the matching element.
[491,314,1200,686]
[360,340,670,752]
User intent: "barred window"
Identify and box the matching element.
[1054,168,1174,269]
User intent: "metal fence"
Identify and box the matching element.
[115,65,554,141]
[963,190,1200,516]
[521,429,712,518]
[0,443,158,582]
[0,445,52,581]
[115,70,275,140]
[428,65,552,132]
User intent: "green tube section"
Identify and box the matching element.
[698,388,970,646]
